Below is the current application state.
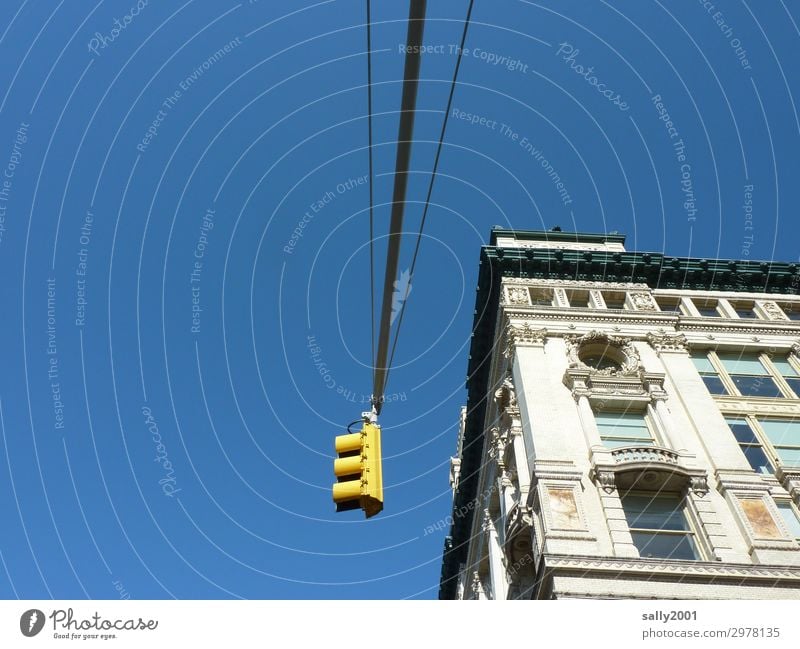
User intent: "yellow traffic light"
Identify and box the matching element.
[332,422,383,518]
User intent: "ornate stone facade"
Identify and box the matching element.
[441,231,800,601]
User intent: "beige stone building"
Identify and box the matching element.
[439,229,800,599]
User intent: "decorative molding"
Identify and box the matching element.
[449,457,461,491]
[530,460,583,485]
[503,502,536,574]
[715,470,774,496]
[470,571,484,599]
[792,342,800,360]
[505,286,530,306]
[646,332,689,354]
[629,291,658,311]
[759,300,789,321]
[502,277,649,290]
[775,467,800,506]
[553,288,569,308]
[494,371,517,411]
[594,448,708,495]
[503,321,547,358]
[481,509,493,533]
[713,397,800,416]
[565,330,641,376]
[611,446,679,466]
[495,240,626,252]
[689,475,710,498]
[543,555,800,581]
[594,469,617,494]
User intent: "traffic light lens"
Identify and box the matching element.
[334,455,361,477]
[332,480,361,502]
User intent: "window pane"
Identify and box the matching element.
[731,375,783,397]
[595,412,646,426]
[717,353,768,375]
[771,358,799,377]
[776,448,800,467]
[603,293,626,309]
[622,495,687,531]
[690,353,717,374]
[603,438,654,449]
[529,288,553,305]
[630,532,698,560]
[726,418,758,443]
[701,375,728,395]
[785,377,800,397]
[759,419,800,446]
[696,305,720,317]
[596,422,650,438]
[656,298,681,313]
[734,306,757,319]
[741,445,773,475]
[777,502,800,538]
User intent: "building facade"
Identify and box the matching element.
[439,229,800,599]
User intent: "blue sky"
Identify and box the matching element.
[0,0,799,599]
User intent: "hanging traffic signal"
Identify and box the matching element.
[332,420,383,518]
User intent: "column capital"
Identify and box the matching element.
[502,321,547,358]
[646,331,689,355]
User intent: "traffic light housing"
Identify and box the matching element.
[332,422,383,518]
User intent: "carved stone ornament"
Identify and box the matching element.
[488,426,510,464]
[504,503,535,567]
[689,475,709,497]
[494,371,518,411]
[470,571,484,598]
[596,470,617,494]
[507,278,649,290]
[629,291,657,311]
[506,286,530,305]
[565,330,641,376]
[646,332,689,354]
[481,509,493,533]
[760,301,788,320]
[503,322,547,357]
[792,342,800,361]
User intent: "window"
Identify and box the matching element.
[716,352,783,397]
[595,411,654,448]
[656,297,682,314]
[529,287,554,306]
[621,493,700,560]
[759,418,800,467]
[690,352,728,395]
[781,303,800,321]
[693,300,720,317]
[770,356,800,398]
[730,301,758,319]
[726,417,773,475]
[776,501,800,539]
[565,289,590,308]
[603,292,626,309]
[693,350,799,399]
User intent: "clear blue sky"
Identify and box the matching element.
[0,0,798,599]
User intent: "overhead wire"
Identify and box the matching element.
[371,0,428,415]
[366,0,376,380]
[382,0,475,397]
